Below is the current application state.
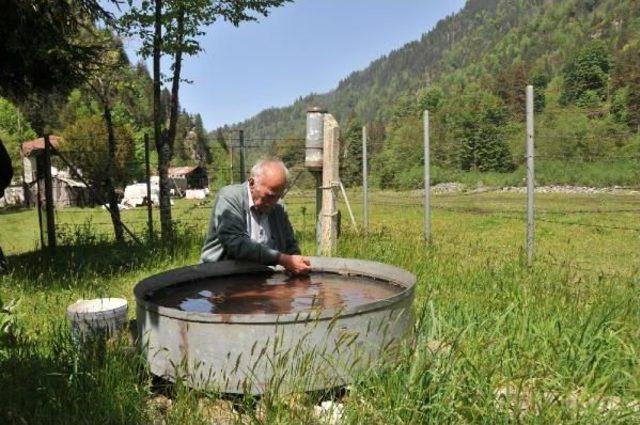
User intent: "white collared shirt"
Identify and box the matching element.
[247,184,274,247]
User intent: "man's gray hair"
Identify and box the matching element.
[250,157,290,183]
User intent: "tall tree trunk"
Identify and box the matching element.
[161,6,185,203]
[153,0,173,241]
[157,138,173,240]
[155,5,185,243]
[167,7,184,158]
[103,106,124,242]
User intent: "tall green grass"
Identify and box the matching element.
[336,228,639,423]
[0,192,639,423]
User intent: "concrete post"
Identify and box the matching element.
[423,111,431,244]
[362,126,368,232]
[319,114,340,256]
[526,85,535,266]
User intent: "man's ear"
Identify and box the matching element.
[248,177,255,188]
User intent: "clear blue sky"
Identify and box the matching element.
[116,0,466,131]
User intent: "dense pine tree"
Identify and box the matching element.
[339,117,363,187]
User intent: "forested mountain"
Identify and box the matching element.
[228,0,501,136]
[223,0,640,187]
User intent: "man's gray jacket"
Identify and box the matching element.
[200,183,300,264]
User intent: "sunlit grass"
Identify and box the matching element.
[0,190,639,423]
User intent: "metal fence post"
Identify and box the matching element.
[362,125,368,232]
[43,134,56,253]
[144,133,154,241]
[423,110,431,244]
[526,85,535,266]
[239,130,246,182]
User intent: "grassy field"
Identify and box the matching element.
[386,159,640,190]
[1,190,639,423]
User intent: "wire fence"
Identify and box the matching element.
[61,148,638,279]
[2,87,639,278]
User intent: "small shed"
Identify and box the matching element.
[22,167,93,208]
[168,165,208,190]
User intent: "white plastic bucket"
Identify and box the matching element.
[67,298,128,340]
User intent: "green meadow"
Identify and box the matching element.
[0,190,639,424]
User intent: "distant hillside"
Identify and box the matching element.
[220,0,636,133]
[217,0,640,188]
[219,0,487,138]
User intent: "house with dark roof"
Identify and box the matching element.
[168,165,209,190]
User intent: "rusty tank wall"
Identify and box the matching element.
[134,257,416,394]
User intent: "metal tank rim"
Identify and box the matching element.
[134,257,416,324]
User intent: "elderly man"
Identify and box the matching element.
[200,158,310,274]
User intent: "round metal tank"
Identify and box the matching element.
[134,257,415,395]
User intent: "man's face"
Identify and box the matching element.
[248,165,286,213]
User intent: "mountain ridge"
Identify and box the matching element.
[217,0,534,137]
[213,0,640,189]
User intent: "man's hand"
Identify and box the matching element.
[278,254,311,275]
